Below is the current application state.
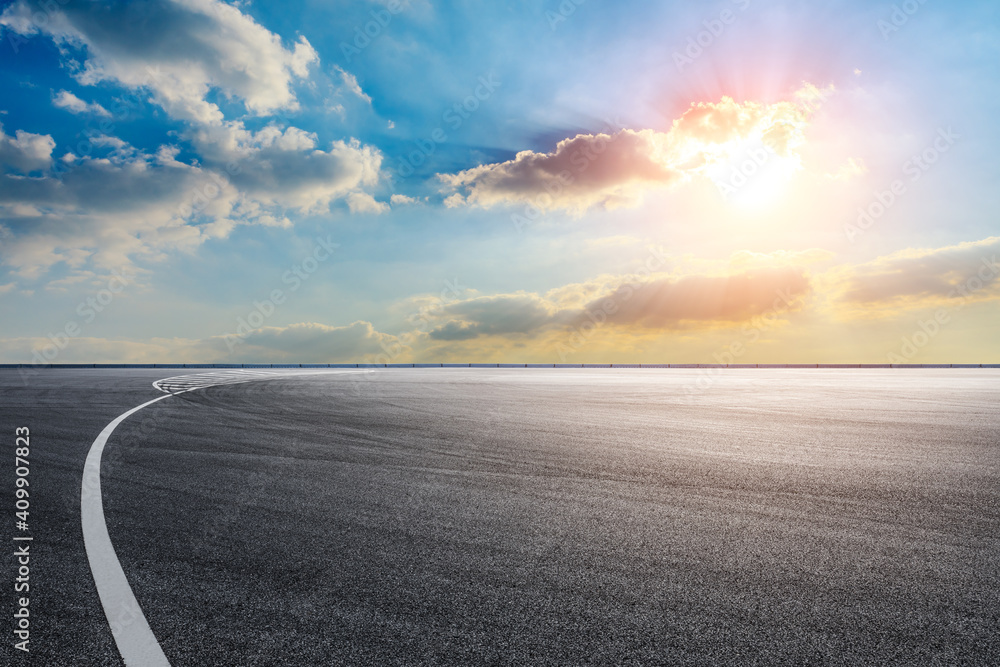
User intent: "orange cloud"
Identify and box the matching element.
[425,266,812,341]
[439,85,826,212]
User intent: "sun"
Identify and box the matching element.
[704,136,801,209]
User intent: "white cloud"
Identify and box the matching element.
[0,124,54,173]
[443,193,465,208]
[52,90,111,117]
[0,133,243,278]
[346,192,389,214]
[231,321,400,361]
[0,204,42,218]
[203,127,384,214]
[333,65,372,104]
[0,321,403,364]
[1,0,318,124]
[390,194,417,206]
[0,118,385,281]
[0,0,390,284]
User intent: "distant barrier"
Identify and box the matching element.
[1,363,998,369]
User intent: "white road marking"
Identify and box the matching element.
[82,391,183,667]
[82,369,371,665]
[152,369,280,394]
[152,368,369,394]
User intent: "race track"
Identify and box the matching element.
[2,368,999,665]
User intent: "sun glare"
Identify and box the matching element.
[705,136,801,209]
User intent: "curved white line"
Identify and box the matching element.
[82,392,185,667]
[82,369,372,664]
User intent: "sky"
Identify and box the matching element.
[0,0,998,364]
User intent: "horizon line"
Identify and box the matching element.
[3,363,1000,370]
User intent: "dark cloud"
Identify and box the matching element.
[429,295,554,340]
[427,267,812,341]
[838,237,1000,305]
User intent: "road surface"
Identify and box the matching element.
[1,368,998,665]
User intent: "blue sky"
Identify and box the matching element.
[1,0,998,363]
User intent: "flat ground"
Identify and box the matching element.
[2,368,998,665]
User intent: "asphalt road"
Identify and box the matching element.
[2,368,999,665]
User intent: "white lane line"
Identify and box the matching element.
[83,369,373,665]
[82,391,187,667]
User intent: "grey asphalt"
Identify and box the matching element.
[2,368,999,665]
